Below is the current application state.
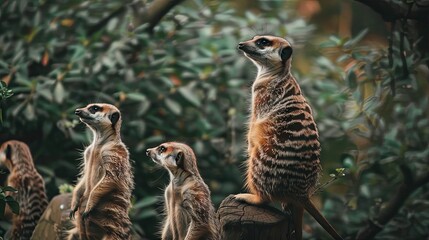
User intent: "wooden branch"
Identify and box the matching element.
[217,195,293,240]
[85,0,186,36]
[353,0,429,21]
[356,171,429,239]
[131,0,186,32]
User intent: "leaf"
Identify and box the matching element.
[136,209,157,220]
[1,186,17,193]
[54,82,65,104]
[127,93,148,102]
[0,200,5,218]
[107,18,119,32]
[132,196,159,209]
[345,29,368,48]
[164,98,182,115]
[178,86,201,107]
[41,50,49,66]
[5,197,19,215]
[346,69,357,90]
[24,103,35,121]
[61,18,74,27]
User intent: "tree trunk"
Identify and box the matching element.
[217,195,293,240]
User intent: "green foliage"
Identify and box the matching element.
[317,29,429,238]
[58,183,74,194]
[0,81,13,124]
[1,0,427,239]
[0,186,19,218]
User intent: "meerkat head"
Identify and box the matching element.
[238,35,293,72]
[75,103,122,133]
[0,140,34,170]
[146,142,198,176]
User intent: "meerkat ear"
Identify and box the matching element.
[5,144,12,160]
[109,112,120,126]
[175,151,184,168]
[280,46,293,62]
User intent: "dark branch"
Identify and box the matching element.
[86,0,186,36]
[356,170,429,239]
[131,0,187,33]
[353,0,429,21]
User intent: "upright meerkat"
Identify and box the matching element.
[0,140,48,240]
[68,103,134,240]
[234,35,343,240]
[146,142,218,240]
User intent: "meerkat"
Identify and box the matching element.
[146,142,219,240]
[234,35,343,240]
[0,140,48,240]
[68,103,134,240]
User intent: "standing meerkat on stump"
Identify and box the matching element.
[68,103,134,240]
[234,35,343,240]
[146,142,219,240]
[0,140,48,240]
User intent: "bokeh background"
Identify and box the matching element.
[1,0,429,239]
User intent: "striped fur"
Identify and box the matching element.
[146,142,219,240]
[0,140,48,240]
[68,103,134,240]
[235,36,342,240]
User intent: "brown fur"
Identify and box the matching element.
[68,103,134,240]
[146,142,219,240]
[0,140,48,240]
[234,36,343,240]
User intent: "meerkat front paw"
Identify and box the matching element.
[81,210,91,221]
[69,205,79,220]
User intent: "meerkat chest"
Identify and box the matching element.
[84,147,104,189]
[165,185,190,223]
[251,87,277,119]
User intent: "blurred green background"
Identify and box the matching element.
[1,0,428,239]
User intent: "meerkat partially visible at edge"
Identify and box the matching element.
[68,103,134,240]
[146,142,219,240]
[0,140,48,240]
[234,35,343,240]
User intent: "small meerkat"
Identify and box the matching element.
[68,103,134,240]
[234,35,343,240]
[146,142,219,240]
[0,140,48,240]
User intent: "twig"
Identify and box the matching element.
[356,167,429,239]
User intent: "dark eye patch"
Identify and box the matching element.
[158,146,167,153]
[256,38,272,48]
[5,144,12,160]
[88,105,102,114]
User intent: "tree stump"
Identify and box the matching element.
[31,193,73,240]
[31,193,147,240]
[217,195,294,240]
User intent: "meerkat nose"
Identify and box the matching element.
[75,109,81,115]
[145,149,150,156]
[238,43,244,49]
